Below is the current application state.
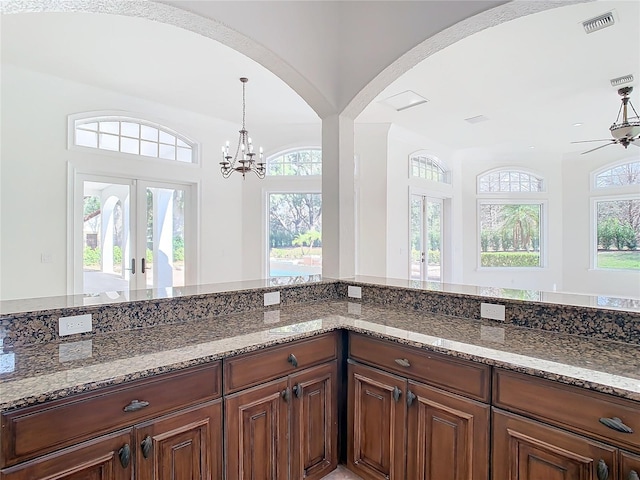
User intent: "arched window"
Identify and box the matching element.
[477,168,545,268]
[410,152,448,183]
[267,148,321,175]
[591,160,640,270]
[477,169,543,193]
[73,115,196,163]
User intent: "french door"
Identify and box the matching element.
[75,174,193,295]
[410,195,443,282]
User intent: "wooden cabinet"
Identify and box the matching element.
[1,363,222,480]
[0,430,133,480]
[135,400,222,480]
[347,334,490,480]
[621,450,640,480]
[224,333,338,480]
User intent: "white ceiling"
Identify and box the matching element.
[1,1,639,161]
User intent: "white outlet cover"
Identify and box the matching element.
[480,303,506,321]
[264,291,281,306]
[59,314,92,336]
[348,286,362,299]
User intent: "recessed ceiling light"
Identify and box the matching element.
[529,146,536,149]
[380,90,428,111]
[464,115,489,124]
[573,122,583,127]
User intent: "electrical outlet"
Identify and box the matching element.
[480,303,506,321]
[59,314,92,336]
[264,291,280,306]
[348,286,362,299]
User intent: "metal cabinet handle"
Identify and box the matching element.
[293,384,302,398]
[599,417,634,433]
[394,358,411,368]
[407,390,416,407]
[123,399,149,412]
[141,435,152,459]
[597,459,609,480]
[392,386,401,403]
[288,353,298,368]
[282,388,291,402]
[629,471,639,480]
[118,443,131,468]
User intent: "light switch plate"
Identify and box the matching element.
[348,286,362,299]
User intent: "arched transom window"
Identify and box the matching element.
[595,160,640,188]
[410,153,447,183]
[73,117,196,163]
[478,169,543,193]
[267,148,321,176]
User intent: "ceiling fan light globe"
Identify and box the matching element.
[610,122,640,139]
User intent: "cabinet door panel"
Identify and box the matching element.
[622,450,640,480]
[493,409,618,480]
[406,381,489,480]
[290,361,338,480]
[347,362,406,480]
[135,400,221,480]
[225,378,289,480]
[0,430,132,480]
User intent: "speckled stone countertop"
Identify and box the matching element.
[1,300,639,412]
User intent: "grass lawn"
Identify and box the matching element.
[597,251,640,270]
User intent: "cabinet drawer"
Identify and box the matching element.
[1,362,221,466]
[223,332,337,394]
[349,333,490,402]
[493,369,640,452]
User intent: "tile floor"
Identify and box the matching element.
[320,465,363,479]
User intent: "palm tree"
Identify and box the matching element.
[500,205,539,251]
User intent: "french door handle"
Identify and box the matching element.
[141,257,146,274]
[130,258,136,274]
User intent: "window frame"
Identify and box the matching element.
[408,151,450,184]
[266,146,322,177]
[68,112,199,166]
[592,159,640,190]
[477,167,545,194]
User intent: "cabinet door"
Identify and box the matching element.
[290,361,338,480]
[621,450,640,480]
[225,377,290,480]
[493,409,618,480]
[135,400,221,480]
[0,430,132,480]
[347,362,407,480]
[406,380,489,480]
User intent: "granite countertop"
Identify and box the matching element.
[1,300,639,412]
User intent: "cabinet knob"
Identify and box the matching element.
[141,435,152,459]
[123,399,149,412]
[392,386,402,403]
[287,353,299,368]
[394,358,411,368]
[293,384,302,398]
[282,388,291,402]
[407,390,417,407]
[597,459,609,480]
[599,417,633,433]
[118,443,131,468]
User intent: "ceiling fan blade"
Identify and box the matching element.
[581,142,615,155]
[571,139,613,144]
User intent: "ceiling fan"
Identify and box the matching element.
[573,86,640,154]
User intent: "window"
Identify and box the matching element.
[478,170,543,192]
[592,160,640,271]
[267,148,321,176]
[73,116,195,163]
[268,193,322,278]
[410,153,447,183]
[477,169,544,268]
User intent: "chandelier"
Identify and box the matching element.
[221,77,266,179]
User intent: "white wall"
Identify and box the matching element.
[0,64,319,300]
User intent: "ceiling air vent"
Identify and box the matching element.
[582,12,615,34]
[464,115,489,124]
[610,74,634,87]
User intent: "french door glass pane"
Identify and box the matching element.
[144,186,186,289]
[410,195,423,281]
[269,193,322,278]
[82,181,131,294]
[426,200,442,281]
